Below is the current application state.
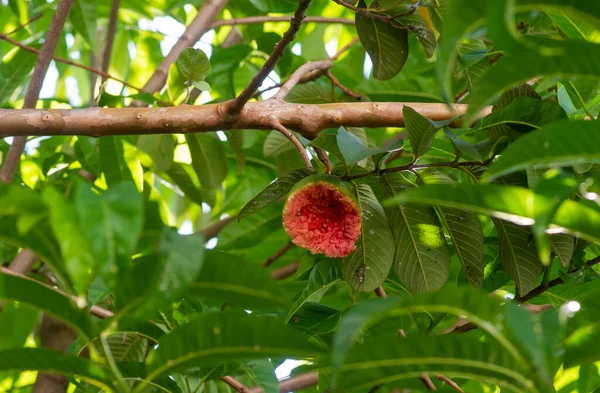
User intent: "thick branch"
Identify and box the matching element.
[0,0,74,184]
[0,102,490,137]
[210,16,354,29]
[139,0,228,95]
[228,0,313,114]
[101,0,121,82]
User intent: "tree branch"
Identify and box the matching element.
[264,241,295,267]
[0,33,141,91]
[274,60,333,100]
[313,146,333,173]
[5,13,44,35]
[271,261,300,280]
[0,0,75,184]
[210,16,354,29]
[228,0,313,114]
[0,102,490,138]
[221,376,249,393]
[247,371,319,393]
[8,249,38,274]
[271,119,313,169]
[138,0,228,96]
[101,0,121,82]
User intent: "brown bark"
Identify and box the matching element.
[0,102,490,138]
[32,315,77,393]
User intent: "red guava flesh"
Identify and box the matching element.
[283,181,361,258]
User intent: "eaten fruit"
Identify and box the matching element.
[282,175,361,258]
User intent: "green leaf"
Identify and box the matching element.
[42,187,96,295]
[192,80,211,91]
[167,62,187,104]
[380,176,450,293]
[249,0,297,13]
[487,85,542,142]
[219,204,282,250]
[332,286,524,376]
[0,348,114,391]
[493,218,543,297]
[336,335,533,392]
[263,131,295,157]
[99,137,134,187]
[287,83,332,104]
[91,333,148,362]
[484,120,600,180]
[546,10,600,41]
[0,48,36,106]
[548,234,574,268]
[70,0,98,53]
[341,183,394,292]
[186,133,228,188]
[286,258,342,323]
[225,131,246,175]
[336,127,402,166]
[466,41,600,122]
[144,312,322,382]
[403,106,452,160]
[391,13,436,58]
[74,181,143,281]
[177,48,211,82]
[356,0,409,80]
[0,273,96,339]
[243,360,278,393]
[239,169,313,221]
[0,303,38,349]
[165,163,204,206]
[438,207,484,288]
[137,134,175,172]
[385,183,600,244]
[189,250,289,309]
[480,97,568,132]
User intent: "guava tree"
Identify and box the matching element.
[0,0,599,392]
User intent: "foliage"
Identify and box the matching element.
[1,0,600,393]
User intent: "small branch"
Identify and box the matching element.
[0,267,114,319]
[199,215,237,240]
[101,0,121,83]
[264,241,295,267]
[0,0,75,184]
[248,372,319,393]
[518,255,600,302]
[229,0,313,114]
[374,286,387,298]
[325,70,361,100]
[0,33,141,91]
[271,261,300,280]
[221,376,248,393]
[313,146,333,173]
[5,13,44,35]
[274,59,333,100]
[271,119,313,170]
[211,16,354,29]
[436,375,464,393]
[138,0,228,96]
[8,249,38,274]
[419,375,437,391]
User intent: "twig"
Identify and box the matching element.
[0,33,141,91]
[330,36,360,61]
[247,371,319,393]
[200,215,237,240]
[0,266,114,319]
[274,60,333,100]
[270,119,313,170]
[436,375,464,393]
[374,286,387,298]
[5,13,44,35]
[101,0,121,83]
[8,249,38,274]
[313,146,333,173]
[325,70,361,100]
[0,0,75,184]
[518,255,600,302]
[228,0,313,114]
[331,0,416,29]
[138,0,228,96]
[211,16,354,29]
[419,375,437,391]
[264,241,295,267]
[271,261,300,280]
[221,376,248,393]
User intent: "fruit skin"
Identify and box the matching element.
[282,174,362,258]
